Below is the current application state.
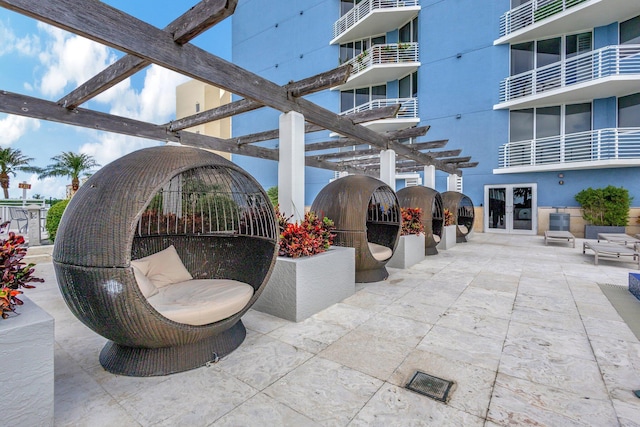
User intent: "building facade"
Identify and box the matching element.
[231,0,640,234]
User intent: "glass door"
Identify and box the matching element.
[485,184,537,234]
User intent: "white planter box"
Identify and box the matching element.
[387,234,425,269]
[437,225,457,250]
[254,246,355,322]
[0,296,54,426]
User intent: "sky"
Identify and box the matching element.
[0,1,232,200]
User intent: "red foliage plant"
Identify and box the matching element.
[276,207,335,258]
[443,208,455,227]
[400,207,424,236]
[0,224,44,319]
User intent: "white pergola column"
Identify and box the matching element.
[447,173,462,192]
[278,111,305,222]
[423,165,435,189]
[379,149,396,188]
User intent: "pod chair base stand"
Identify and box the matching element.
[99,321,246,377]
[426,246,439,256]
[356,266,389,283]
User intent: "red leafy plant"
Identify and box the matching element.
[400,207,424,236]
[0,223,44,319]
[276,207,335,258]
[443,208,455,227]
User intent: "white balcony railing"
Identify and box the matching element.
[499,45,640,103]
[342,43,419,76]
[499,0,588,38]
[333,0,420,41]
[498,127,640,168]
[341,97,418,119]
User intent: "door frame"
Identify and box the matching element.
[484,183,538,235]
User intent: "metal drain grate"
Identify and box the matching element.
[405,371,454,402]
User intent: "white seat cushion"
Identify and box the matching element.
[433,235,441,243]
[147,279,254,326]
[368,242,393,261]
[131,245,193,288]
[458,225,468,234]
[131,262,158,298]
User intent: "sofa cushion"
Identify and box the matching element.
[131,261,158,298]
[147,279,254,326]
[458,225,469,235]
[368,242,393,261]
[433,234,441,243]
[131,245,192,288]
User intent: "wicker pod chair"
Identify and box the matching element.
[441,191,475,243]
[311,175,401,283]
[53,146,278,376]
[396,186,444,255]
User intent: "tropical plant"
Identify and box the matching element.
[575,186,632,226]
[37,152,100,194]
[266,186,278,207]
[400,207,424,236]
[276,207,335,258]
[45,199,70,242]
[443,208,455,226]
[0,147,39,199]
[0,223,44,319]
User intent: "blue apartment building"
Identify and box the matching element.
[231,0,640,234]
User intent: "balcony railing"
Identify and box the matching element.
[341,97,418,119]
[499,0,588,38]
[499,45,640,103]
[333,0,419,41]
[498,127,640,169]
[342,43,419,76]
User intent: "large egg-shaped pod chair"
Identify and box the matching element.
[441,191,475,243]
[53,145,278,376]
[396,186,444,255]
[311,175,401,283]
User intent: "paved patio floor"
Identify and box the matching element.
[27,233,640,426]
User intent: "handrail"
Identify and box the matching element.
[498,127,640,168]
[333,0,420,41]
[341,43,419,76]
[499,0,588,38]
[499,44,640,103]
[341,97,418,119]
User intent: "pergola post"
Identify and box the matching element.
[423,165,435,189]
[379,149,396,189]
[278,111,305,221]
[447,173,461,192]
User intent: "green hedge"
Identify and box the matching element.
[575,185,632,226]
[46,199,70,242]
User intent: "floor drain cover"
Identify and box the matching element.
[405,371,454,402]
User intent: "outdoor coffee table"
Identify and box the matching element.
[544,230,575,247]
[597,233,640,251]
[583,241,640,268]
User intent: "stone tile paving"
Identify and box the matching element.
[26,233,640,426]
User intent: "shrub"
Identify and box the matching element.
[0,226,44,319]
[575,186,632,226]
[400,207,424,236]
[46,199,70,242]
[276,207,335,258]
[267,186,278,207]
[443,208,455,226]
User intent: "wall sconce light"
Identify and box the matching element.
[456,114,461,119]
[456,53,462,58]
[559,180,564,185]
[558,173,564,178]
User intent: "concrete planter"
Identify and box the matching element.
[437,225,457,250]
[253,246,355,322]
[387,234,425,269]
[584,225,626,240]
[1,296,54,426]
[630,273,640,301]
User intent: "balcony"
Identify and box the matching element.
[495,0,640,45]
[331,0,420,45]
[335,43,420,91]
[340,97,419,133]
[495,127,640,173]
[496,45,640,109]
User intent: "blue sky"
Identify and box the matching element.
[0,1,231,199]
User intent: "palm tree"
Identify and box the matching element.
[0,147,39,199]
[38,152,100,195]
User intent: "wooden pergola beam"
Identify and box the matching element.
[57,0,238,109]
[443,156,472,164]
[457,162,479,168]
[168,65,353,132]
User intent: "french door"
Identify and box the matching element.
[484,184,537,234]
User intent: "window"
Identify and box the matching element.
[620,15,640,45]
[399,17,418,43]
[511,42,534,75]
[619,93,640,127]
[399,71,418,98]
[340,84,387,112]
[566,32,592,58]
[195,102,200,113]
[537,38,560,68]
[510,109,533,142]
[510,103,592,142]
[340,36,384,64]
[565,103,592,134]
[511,0,529,7]
[510,33,592,76]
[340,0,364,16]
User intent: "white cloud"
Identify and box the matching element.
[0,19,40,56]
[79,133,160,168]
[0,115,41,146]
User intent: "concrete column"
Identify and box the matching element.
[278,111,305,222]
[26,205,42,246]
[447,174,461,192]
[379,149,396,188]
[423,165,436,189]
